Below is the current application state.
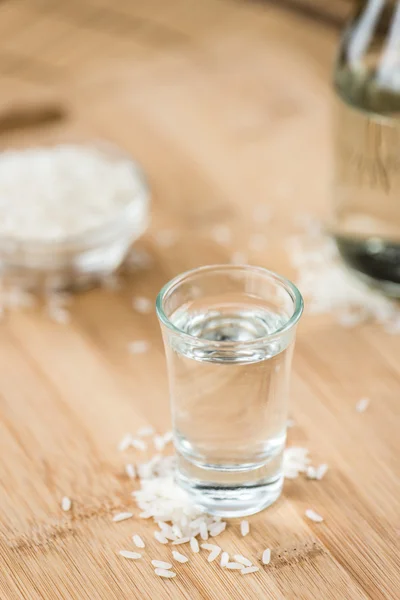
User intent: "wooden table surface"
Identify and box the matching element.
[0,1,399,599]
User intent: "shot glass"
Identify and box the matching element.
[156,264,303,517]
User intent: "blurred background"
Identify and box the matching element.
[3,3,400,600]
[0,0,352,277]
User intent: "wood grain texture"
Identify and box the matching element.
[0,1,399,599]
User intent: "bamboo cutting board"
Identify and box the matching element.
[0,1,399,599]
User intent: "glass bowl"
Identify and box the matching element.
[0,140,149,291]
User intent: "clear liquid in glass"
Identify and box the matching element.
[334,70,400,292]
[333,1,400,295]
[165,296,293,516]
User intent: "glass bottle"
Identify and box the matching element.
[333,0,400,296]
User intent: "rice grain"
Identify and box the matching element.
[201,543,220,552]
[132,296,152,314]
[226,562,244,570]
[241,566,260,574]
[316,463,329,480]
[154,531,169,544]
[118,433,133,452]
[153,435,166,452]
[172,524,183,539]
[112,512,133,522]
[209,521,226,537]
[125,464,136,479]
[240,520,249,536]
[230,251,247,265]
[207,548,221,562]
[119,550,141,560]
[220,552,229,567]
[151,560,172,569]
[137,426,155,437]
[305,509,324,523]
[356,397,370,413]
[210,224,232,246]
[234,555,252,567]
[128,341,150,354]
[132,534,145,548]
[190,537,199,553]
[131,438,147,451]
[155,568,176,578]
[61,496,71,512]
[306,466,317,479]
[172,537,190,545]
[262,548,271,565]
[200,522,208,540]
[172,550,189,563]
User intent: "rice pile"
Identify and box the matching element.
[85,429,328,582]
[287,218,400,331]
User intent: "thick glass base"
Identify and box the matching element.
[175,454,284,517]
[335,235,400,298]
[352,269,400,299]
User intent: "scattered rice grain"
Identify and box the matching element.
[139,511,153,519]
[172,550,189,563]
[163,431,173,444]
[210,224,231,246]
[220,552,229,567]
[209,521,226,537]
[128,340,150,354]
[241,566,259,574]
[154,568,176,578]
[132,534,145,548]
[234,555,252,567]
[262,548,271,565]
[118,433,133,452]
[151,560,172,569]
[226,562,244,570]
[207,547,222,562]
[240,520,249,537]
[125,248,153,271]
[306,466,317,479]
[305,509,324,523]
[100,273,122,291]
[131,438,147,451]
[172,537,190,545]
[125,464,136,479]
[154,531,169,544]
[316,463,329,480]
[153,435,166,452]
[61,496,71,511]
[132,296,152,314]
[119,550,141,560]
[356,397,370,413]
[172,524,183,538]
[201,543,220,552]
[112,512,133,522]
[137,426,154,437]
[283,446,310,479]
[200,522,208,540]
[190,537,199,553]
[47,304,70,324]
[230,251,247,265]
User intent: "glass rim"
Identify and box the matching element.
[156,264,304,346]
